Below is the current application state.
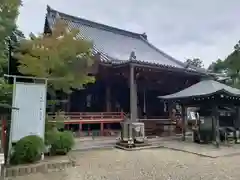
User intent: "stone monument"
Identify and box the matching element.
[116,119,149,149]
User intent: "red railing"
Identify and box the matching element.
[48,111,125,123]
[74,130,121,137]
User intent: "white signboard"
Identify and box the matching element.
[11,82,47,142]
[189,112,196,120]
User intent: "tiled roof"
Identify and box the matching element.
[45,6,197,70]
[159,80,240,100]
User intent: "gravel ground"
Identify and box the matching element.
[8,148,240,180]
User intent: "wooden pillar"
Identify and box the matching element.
[79,122,82,137]
[143,88,147,119]
[88,124,90,136]
[130,64,138,122]
[235,107,240,128]
[168,103,175,135]
[181,105,186,141]
[213,105,220,148]
[106,86,111,112]
[100,122,104,136]
[66,94,71,112]
[234,107,240,143]
[168,103,173,121]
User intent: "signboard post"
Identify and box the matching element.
[11,82,47,142]
[5,75,48,164]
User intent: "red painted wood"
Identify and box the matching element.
[63,120,122,124]
[100,122,104,136]
[48,111,125,124]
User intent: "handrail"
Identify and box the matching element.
[139,118,171,121]
[48,111,125,122]
[48,112,123,115]
[47,112,172,122]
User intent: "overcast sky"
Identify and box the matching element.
[17,0,240,67]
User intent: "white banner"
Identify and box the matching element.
[11,82,47,142]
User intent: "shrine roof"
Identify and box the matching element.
[159,80,240,100]
[45,6,207,73]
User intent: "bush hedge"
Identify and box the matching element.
[45,130,59,146]
[50,131,74,155]
[10,135,44,165]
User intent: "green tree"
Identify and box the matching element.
[15,19,95,94]
[185,58,204,68]
[208,59,227,73]
[209,40,240,88]
[0,0,22,70]
[0,0,22,105]
[0,78,12,104]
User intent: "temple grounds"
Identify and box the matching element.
[9,148,240,180]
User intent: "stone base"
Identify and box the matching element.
[115,141,152,151]
[2,157,76,178]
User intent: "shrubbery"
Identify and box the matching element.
[49,131,74,155]
[45,130,59,146]
[10,135,44,165]
[45,129,74,156]
[44,112,74,156]
[9,112,74,165]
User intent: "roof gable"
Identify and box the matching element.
[45,6,195,70]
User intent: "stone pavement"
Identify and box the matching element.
[9,148,240,180]
[7,137,240,179]
[75,137,117,142]
[160,139,240,158]
[74,136,240,158]
[72,136,169,151]
[73,138,116,151]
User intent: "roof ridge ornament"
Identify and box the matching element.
[129,51,136,61]
[46,5,51,12]
[55,12,60,19]
[141,32,147,40]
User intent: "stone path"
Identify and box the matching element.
[160,139,240,158]
[9,148,240,180]
[72,136,172,151]
[73,137,240,158]
[73,138,116,151]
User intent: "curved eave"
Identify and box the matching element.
[158,89,240,101]
[100,58,209,77]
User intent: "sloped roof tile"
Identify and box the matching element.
[45,6,197,70]
[159,80,240,99]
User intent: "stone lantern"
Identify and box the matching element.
[118,119,146,147]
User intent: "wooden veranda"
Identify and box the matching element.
[48,111,178,137]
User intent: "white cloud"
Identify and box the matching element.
[17,0,240,67]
